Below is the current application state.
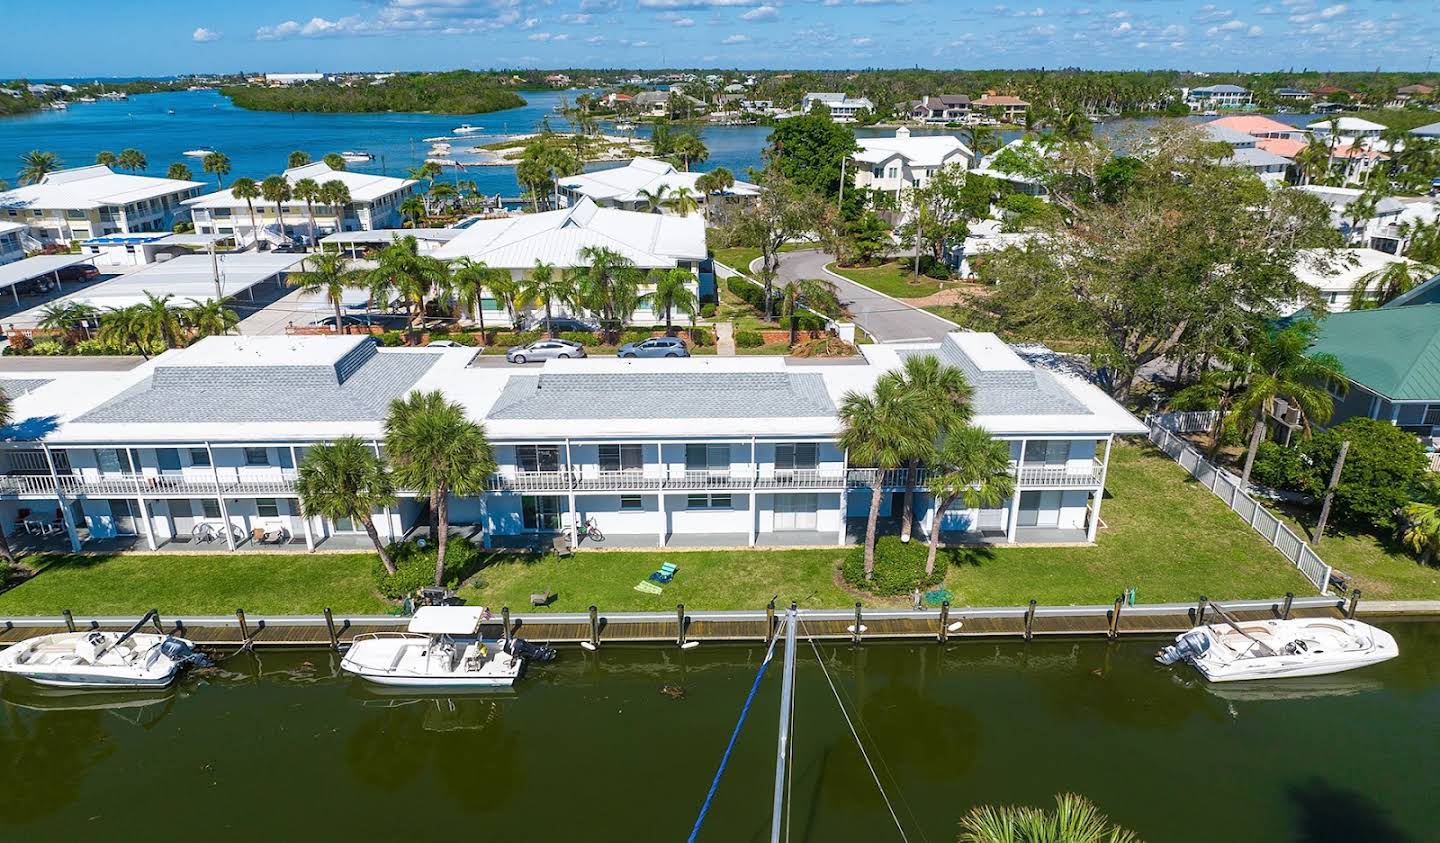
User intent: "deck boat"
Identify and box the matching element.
[183,147,215,158]
[0,617,206,689]
[1157,613,1397,682]
[452,124,484,135]
[341,606,555,688]
[339,151,373,162]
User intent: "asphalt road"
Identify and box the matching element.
[762,249,958,343]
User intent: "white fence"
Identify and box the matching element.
[1149,409,1221,434]
[1146,419,1332,594]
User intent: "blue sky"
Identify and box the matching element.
[5,0,1438,77]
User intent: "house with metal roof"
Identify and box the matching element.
[556,157,760,214]
[1307,304,1440,438]
[852,127,973,207]
[1202,123,1292,184]
[1184,84,1252,112]
[801,92,875,123]
[0,165,204,247]
[0,222,25,266]
[185,162,418,247]
[0,331,1145,552]
[908,95,971,125]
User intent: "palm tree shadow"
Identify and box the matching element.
[1285,778,1413,843]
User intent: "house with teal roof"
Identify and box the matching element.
[1308,304,1440,437]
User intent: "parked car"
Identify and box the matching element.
[54,264,100,282]
[617,337,690,358]
[505,339,586,364]
[523,316,597,334]
[427,339,463,348]
[308,314,372,328]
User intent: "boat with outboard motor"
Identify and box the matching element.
[0,613,207,689]
[1157,608,1397,682]
[340,606,556,688]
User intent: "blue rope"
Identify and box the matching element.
[687,627,782,843]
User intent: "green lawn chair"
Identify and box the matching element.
[649,562,678,584]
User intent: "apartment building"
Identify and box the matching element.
[0,332,1145,553]
[801,92,875,123]
[556,158,760,214]
[0,222,25,266]
[1184,84,1253,112]
[0,166,204,246]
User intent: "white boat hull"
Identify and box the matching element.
[1160,618,1398,683]
[4,670,178,689]
[341,633,524,688]
[0,631,195,689]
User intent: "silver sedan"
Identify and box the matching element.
[505,339,588,364]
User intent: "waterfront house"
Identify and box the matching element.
[801,93,875,123]
[970,138,1050,198]
[0,166,204,247]
[1273,87,1312,103]
[1388,84,1434,108]
[1201,124,1290,184]
[1296,185,1409,250]
[971,93,1029,124]
[1305,304,1440,441]
[1208,115,1304,140]
[1184,84,1252,112]
[1308,116,1386,145]
[1288,248,1420,313]
[908,95,971,125]
[0,331,1145,552]
[185,162,417,246]
[1411,121,1440,140]
[556,158,759,214]
[852,127,973,214]
[0,222,26,266]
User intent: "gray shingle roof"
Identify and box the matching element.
[76,348,442,425]
[486,372,836,420]
[0,378,53,398]
[902,342,1090,416]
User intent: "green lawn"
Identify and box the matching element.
[827,262,945,299]
[711,242,811,273]
[1264,505,1440,601]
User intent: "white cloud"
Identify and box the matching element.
[192,27,221,42]
[559,13,593,24]
[638,0,758,8]
[519,17,539,30]
[585,34,605,43]
[721,33,751,43]
[852,36,874,45]
[741,4,779,20]
[528,31,570,41]
[1319,4,1347,17]
[255,0,530,41]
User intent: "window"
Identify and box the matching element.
[96,448,132,474]
[1424,405,1440,426]
[516,445,561,473]
[599,444,644,472]
[256,498,280,518]
[521,496,563,530]
[244,448,269,466]
[189,448,211,467]
[1022,440,1068,467]
[687,493,732,510]
[685,444,729,472]
[620,495,643,511]
[775,443,818,471]
[200,499,221,519]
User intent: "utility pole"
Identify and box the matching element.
[1313,440,1350,545]
[209,237,222,302]
[770,604,798,843]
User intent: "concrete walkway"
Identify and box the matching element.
[760,249,959,343]
[714,321,736,356]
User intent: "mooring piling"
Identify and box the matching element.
[236,608,249,640]
[1024,599,1037,641]
[1194,596,1208,626]
[62,609,75,633]
[501,606,512,642]
[1347,589,1361,619]
[765,599,776,643]
[938,600,950,643]
[323,608,339,651]
[1108,595,1124,639]
[850,602,863,644]
[1280,592,1294,620]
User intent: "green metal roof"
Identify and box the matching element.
[1309,304,1440,401]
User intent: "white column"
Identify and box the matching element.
[1007,439,1027,544]
[839,447,850,546]
[565,437,579,547]
[748,491,757,547]
[657,493,667,547]
[1087,435,1114,543]
[206,442,235,550]
[41,442,81,552]
[300,508,315,551]
[135,496,157,550]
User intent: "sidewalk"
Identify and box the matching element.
[715,321,736,356]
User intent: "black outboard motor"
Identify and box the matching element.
[1156,631,1211,665]
[503,638,557,663]
[154,637,213,669]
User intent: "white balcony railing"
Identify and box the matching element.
[1016,461,1105,488]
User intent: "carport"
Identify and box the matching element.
[0,254,98,305]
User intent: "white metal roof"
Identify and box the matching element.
[320,228,464,245]
[1307,116,1386,132]
[0,166,201,212]
[558,158,760,204]
[854,130,972,168]
[184,162,415,208]
[0,254,96,290]
[1293,248,1414,293]
[55,253,305,310]
[407,606,489,635]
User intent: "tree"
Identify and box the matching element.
[408,160,443,185]
[648,267,697,334]
[36,301,98,340]
[296,437,398,574]
[843,211,891,265]
[695,167,735,221]
[429,182,458,214]
[570,246,642,342]
[964,124,1000,157]
[230,177,262,247]
[18,150,60,185]
[322,152,348,171]
[925,425,1014,575]
[1300,418,1427,534]
[882,354,974,542]
[135,292,186,349]
[1400,476,1440,564]
[288,150,312,168]
[260,175,293,243]
[95,150,118,167]
[958,793,1140,843]
[515,155,551,212]
[360,235,446,343]
[399,194,427,227]
[116,148,147,173]
[319,180,352,229]
[449,257,508,333]
[1228,321,1347,487]
[777,277,840,346]
[516,260,573,336]
[896,163,975,273]
[838,377,928,579]
[182,298,238,338]
[201,151,231,189]
[764,111,857,198]
[727,167,817,321]
[290,251,360,333]
[1350,259,1439,309]
[292,177,322,245]
[665,186,700,216]
[166,162,193,181]
[97,305,154,358]
[384,390,495,585]
[634,185,672,214]
[668,132,709,171]
[1296,139,1332,186]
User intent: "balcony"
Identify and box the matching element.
[1016,461,1105,488]
[0,470,300,499]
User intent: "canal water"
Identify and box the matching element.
[0,621,1434,841]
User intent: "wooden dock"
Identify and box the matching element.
[0,595,1364,651]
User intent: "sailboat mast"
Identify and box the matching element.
[771,604,798,843]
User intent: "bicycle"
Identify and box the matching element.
[583,516,604,543]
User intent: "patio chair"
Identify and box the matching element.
[648,562,678,584]
[552,535,573,558]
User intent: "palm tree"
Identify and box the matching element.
[669,133,709,171]
[296,437,398,574]
[1350,259,1439,309]
[925,425,1014,575]
[182,298,239,338]
[958,793,1140,843]
[290,251,360,333]
[635,185,672,213]
[1230,321,1348,487]
[320,180,352,230]
[665,186,700,216]
[166,162,193,181]
[517,260,573,336]
[777,277,841,347]
[407,161,443,186]
[448,257,506,334]
[260,175,293,244]
[648,268,697,335]
[230,177,262,247]
[695,167,735,221]
[516,155,550,212]
[428,182,458,214]
[570,246,642,342]
[360,236,446,343]
[965,124,999,157]
[292,178,322,245]
[322,152,348,171]
[288,150,312,168]
[399,194,427,227]
[384,390,495,585]
[116,148,147,173]
[1400,476,1440,564]
[36,301,98,340]
[201,151,231,189]
[0,386,15,565]
[839,377,928,579]
[95,150,118,167]
[97,305,153,358]
[882,355,974,543]
[18,150,60,185]
[136,292,186,349]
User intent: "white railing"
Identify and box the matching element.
[1148,410,1221,435]
[1146,421,1331,594]
[1427,452,1440,473]
[1016,461,1105,488]
[755,469,849,488]
[2,471,302,498]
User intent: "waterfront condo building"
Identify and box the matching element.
[801,93,875,123]
[556,158,761,215]
[0,166,205,247]
[185,162,417,246]
[0,332,1145,553]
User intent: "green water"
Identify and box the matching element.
[1,623,1436,841]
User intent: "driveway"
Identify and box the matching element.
[760,249,958,343]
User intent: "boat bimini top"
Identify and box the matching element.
[406,606,491,637]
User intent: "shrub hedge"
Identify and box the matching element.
[842,536,949,596]
[734,330,765,348]
[372,538,484,599]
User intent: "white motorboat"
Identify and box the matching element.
[423,135,453,142]
[452,124,484,135]
[1157,615,1398,683]
[615,121,635,132]
[339,151,373,162]
[341,606,555,688]
[183,147,215,158]
[0,624,205,689]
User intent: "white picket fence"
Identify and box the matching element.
[1146,419,1332,594]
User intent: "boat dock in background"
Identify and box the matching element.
[1,594,1421,652]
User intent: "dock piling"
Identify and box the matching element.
[323,608,339,651]
[765,599,776,643]
[1346,589,1361,619]
[501,606,511,642]
[62,609,75,633]
[1024,600,1037,641]
[586,605,600,650]
[1194,596,1208,627]
[677,604,695,649]
[1280,592,1294,620]
[236,608,250,640]
[150,609,164,634]
[938,600,950,643]
[851,602,863,645]
[1108,595,1124,639]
